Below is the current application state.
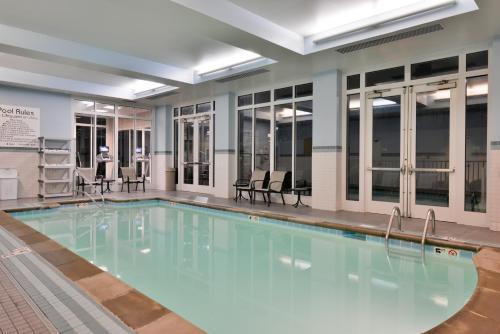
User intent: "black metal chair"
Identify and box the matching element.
[252,171,291,206]
[233,170,269,202]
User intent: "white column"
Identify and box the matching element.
[214,93,236,198]
[152,105,173,190]
[487,37,500,230]
[311,70,342,211]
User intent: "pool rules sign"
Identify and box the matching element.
[0,104,40,148]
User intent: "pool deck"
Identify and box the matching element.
[0,189,499,333]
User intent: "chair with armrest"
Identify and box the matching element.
[120,167,146,193]
[233,169,269,202]
[75,168,102,195]
[252,171,291,206]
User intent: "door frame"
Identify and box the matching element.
[364,80,460,220]
[177,113,215,193]
[364,88,408,216]
[408,81,459,221]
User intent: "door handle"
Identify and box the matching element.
[400,164,406,175]
[411,167,455,173]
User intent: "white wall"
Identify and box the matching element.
[0,85,72,198]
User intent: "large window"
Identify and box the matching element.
[237,109,252,179]
[237,83,313,192]
[73,100,152,182]
[254,107,271,171]
[346,95,360,201]
[294,100,312,188]
[275,103,293,175]
[465,76,488,212]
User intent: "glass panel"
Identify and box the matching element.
[118,118,134,176]
[136,130,143,177]
[73,100,94,113]
[75,115,93,125]
[347,75,360,90]
[237,109,252,180]
[275,103,293,181]
[95,117,114,179]
[411,56,459,80]
[295,83,313,98]
[95,102,114,114]
[174,120,179,184]
[254,107,271,171]
[415,90,450,207]
[184,122,194,184]
[76,125,91,168]
[274,87,293,101]
[254,91,271,104]
[198,119,210,186]
[173,108,179,117]
[117,106,136,117]
[295,100,312,190]
[466,51,488,71]
[238,94,252,107]
[346,94,360,201]
[372,96,401,203]
[465,76,488,212]
[136,119,152,178]
[135,109,152,119]
[196,102,211,114]
[366,66,404,87]
[181,105,194,116]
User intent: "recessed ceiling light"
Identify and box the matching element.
[312,0,457,44]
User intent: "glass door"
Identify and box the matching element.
[179,115,213,190]
[364,82,458,220]
[408,82,458,221]
[365,89,407,215]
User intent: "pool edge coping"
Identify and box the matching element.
[3,195,500,333]
[0,209,205,334]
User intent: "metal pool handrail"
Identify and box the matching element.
[385,206,402,249]
[421,209,436,260]
[73,169,105,208]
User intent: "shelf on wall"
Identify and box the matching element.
[38,137,74,198]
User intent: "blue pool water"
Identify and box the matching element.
[13,201,477,333]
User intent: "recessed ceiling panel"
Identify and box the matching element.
[0,0,261,69]
[228,0,423,36]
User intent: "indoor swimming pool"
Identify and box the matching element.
[12,200,478,334]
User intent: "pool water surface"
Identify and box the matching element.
[13,201,477,334]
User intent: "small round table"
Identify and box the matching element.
[101,179,115,194]
[291,187,311,208]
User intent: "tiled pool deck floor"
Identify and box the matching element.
[0,190,500,333]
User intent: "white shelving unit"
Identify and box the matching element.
[38,137,74,198]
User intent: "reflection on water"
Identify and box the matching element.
[19,203,477,334]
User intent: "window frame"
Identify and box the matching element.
[341,48,490,225]
[235,82,313,194]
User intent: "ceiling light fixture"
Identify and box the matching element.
[197,57,265,77]
[313,0,457,44]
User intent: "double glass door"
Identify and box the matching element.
[365,81,458,220]
[179,116,213,190]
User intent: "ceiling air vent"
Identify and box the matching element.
[335,24,444,54]
[215,68,269,83]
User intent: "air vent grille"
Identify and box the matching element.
[215,68,269,83]
[336,24,444,54]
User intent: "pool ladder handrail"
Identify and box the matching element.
[385,206,402,249]
[72,169,105,208]
[421,209,436,258]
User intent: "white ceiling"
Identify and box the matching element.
[228,0,424,36]
[0,0,496,105]
[0,0,259,69]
